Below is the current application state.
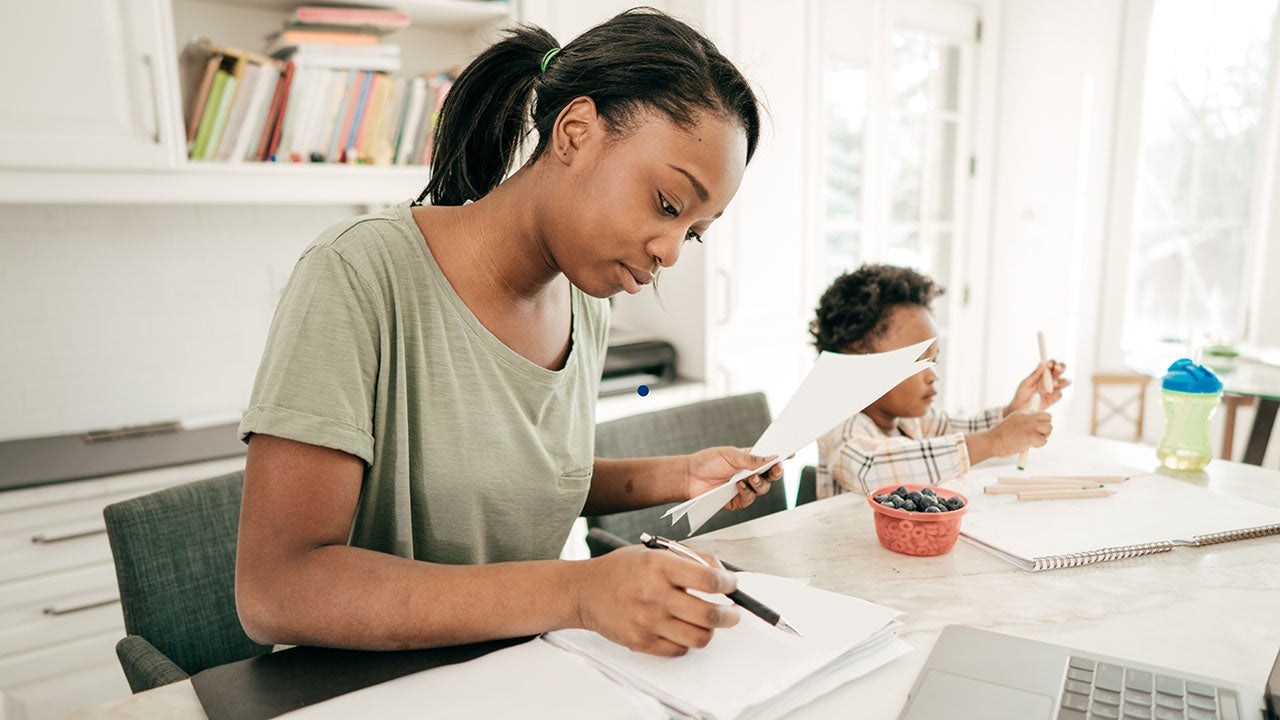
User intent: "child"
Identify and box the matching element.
[810,264,1069,498]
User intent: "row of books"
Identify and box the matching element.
[180,38,452,166]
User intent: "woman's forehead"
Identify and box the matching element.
[618,112,747,199]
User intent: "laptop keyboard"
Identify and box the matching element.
[1057,656,1243,720]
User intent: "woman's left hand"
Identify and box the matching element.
[684,447,782,511]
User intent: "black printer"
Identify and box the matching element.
[599,339,677,396]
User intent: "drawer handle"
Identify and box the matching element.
[31,526,108,544]
[43,595,121,617]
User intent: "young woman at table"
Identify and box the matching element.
[810,264,1070,498]
[234,10,776,658]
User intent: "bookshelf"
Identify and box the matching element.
[0,0,517,206]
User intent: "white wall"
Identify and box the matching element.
[0,204,357,441]
[980,0,1124,433]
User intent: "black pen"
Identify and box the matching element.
[639,532,801,637]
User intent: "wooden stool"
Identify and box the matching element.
[1220,393,1255,460]
[1091,373,1151,442]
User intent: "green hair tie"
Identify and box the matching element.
[540,47,561,73]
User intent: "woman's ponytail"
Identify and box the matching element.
[420,25,558,206]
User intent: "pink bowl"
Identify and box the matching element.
[867,484,969,557]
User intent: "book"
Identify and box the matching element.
[342,71,375,162]
[200,74,238,160]
[180,42,222,149]
[213,61,261,161]
[956,470,1280,571]
[267,29,378,55]
[328,71,365,162]
[235,63,281,162]
[275,43,401,73]
[191,70,229,160]
[543,573,909,720]
[355,73,391,162]
[393,77,428,166]
[266,61,297,161]
[289,6,411,32]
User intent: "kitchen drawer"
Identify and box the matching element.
[0,564,122,660]
[0,631,128,720]
[0,458,246,585]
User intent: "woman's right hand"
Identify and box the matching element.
[989,409,1053,456]
[572,545,741,656]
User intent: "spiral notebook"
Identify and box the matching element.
[957,472,1280,571]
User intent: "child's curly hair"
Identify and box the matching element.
[810,264,944,353]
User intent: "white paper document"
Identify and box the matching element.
[664,339,936,532]
[544,572,909,720]
[279,637,666,720]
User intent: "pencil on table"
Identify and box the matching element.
[996,475,1130,485]
[983,479,1105,489]
[1016,487,1115,501]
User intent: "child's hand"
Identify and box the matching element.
[1005,360,1070,414]
[989,409,1053,457]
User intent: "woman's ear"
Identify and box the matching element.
[550,96,599,166]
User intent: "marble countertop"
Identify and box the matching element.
[687,434,1280,718]
[68,434,1280,719]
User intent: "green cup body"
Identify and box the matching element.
[1156,388,1221,471]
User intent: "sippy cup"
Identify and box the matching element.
[1156,358,1223,471]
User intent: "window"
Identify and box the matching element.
[1123,0,1279,348]
[816,3,978,409]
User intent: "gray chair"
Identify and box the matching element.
[586,392,787,555]
[796,465,818,505]
[103,470,272,693]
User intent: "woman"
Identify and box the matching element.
[236,9,776,658]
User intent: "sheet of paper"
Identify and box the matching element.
[665,338,936,532]
[278,638,666,720]
[544,572,905,720]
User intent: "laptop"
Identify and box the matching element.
[898,625,1280,720]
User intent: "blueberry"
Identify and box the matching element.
[901,499,917,512]
[924,505,942,513]
[874,493,890,503]
[882,496,899,507]
[893,486,910,498]
[919,495,937,508]
[921,487,936,496]
[946,497,965,510]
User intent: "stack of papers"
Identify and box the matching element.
[545,573,910,720]
[283,574,908,720]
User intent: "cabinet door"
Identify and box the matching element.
[0,0,178,170]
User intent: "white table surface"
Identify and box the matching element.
[67,434,1280,719]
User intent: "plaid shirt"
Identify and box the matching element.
[816,406,1005,498]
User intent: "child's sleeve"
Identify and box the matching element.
[822,415,971,495]
[929,407,1005,435]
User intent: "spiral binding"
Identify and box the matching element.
[1035,541,1174,571]
[1194,523,1280,546]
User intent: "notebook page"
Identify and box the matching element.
[278,638,665,720]
[958,472,1280,566]
[543,572,902,720]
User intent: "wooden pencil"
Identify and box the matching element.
[997,475,1131,485]
[985,483,1103,494]
[1016,487,1116,501]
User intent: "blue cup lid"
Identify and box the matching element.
[1162,358,1223,394]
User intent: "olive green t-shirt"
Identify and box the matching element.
[238,200,608,565]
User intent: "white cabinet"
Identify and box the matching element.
[0,457,245,720]
[0,0,180,170]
